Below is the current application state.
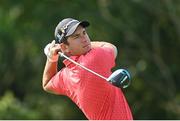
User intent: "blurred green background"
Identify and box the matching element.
[0,0,180,119]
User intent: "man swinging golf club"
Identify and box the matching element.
[42,18,133,120]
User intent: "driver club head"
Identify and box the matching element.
[107,69,131,88]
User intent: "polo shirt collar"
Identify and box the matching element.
[63,56,79,67]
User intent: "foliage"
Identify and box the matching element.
[0,0,180,119]
[0,91,41,119]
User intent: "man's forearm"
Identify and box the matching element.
[91,41,118,58]
[42,60,58,89]
[91,41,107,48]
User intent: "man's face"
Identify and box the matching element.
[66,25,91,56]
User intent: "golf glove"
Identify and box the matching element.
[44,40,59,62]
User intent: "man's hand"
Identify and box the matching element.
[44,40,61,62]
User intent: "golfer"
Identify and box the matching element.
[42,18,133,120]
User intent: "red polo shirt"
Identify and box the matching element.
[48,47,133,120]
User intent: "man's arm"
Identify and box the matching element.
[91,41,118,58]
[42,40,61,94]
[42,60,58,92]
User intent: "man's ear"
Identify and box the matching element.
[60,43,69,53]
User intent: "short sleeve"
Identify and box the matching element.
[102,46,116,61]
[96,47,116,68]
[47,69,66,95]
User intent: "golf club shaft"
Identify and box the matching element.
[58,52,108,81]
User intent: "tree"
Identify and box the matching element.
[0,0,179,119]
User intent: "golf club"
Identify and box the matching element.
[58,52,131,88]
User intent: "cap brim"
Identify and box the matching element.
[66,21,90,37]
